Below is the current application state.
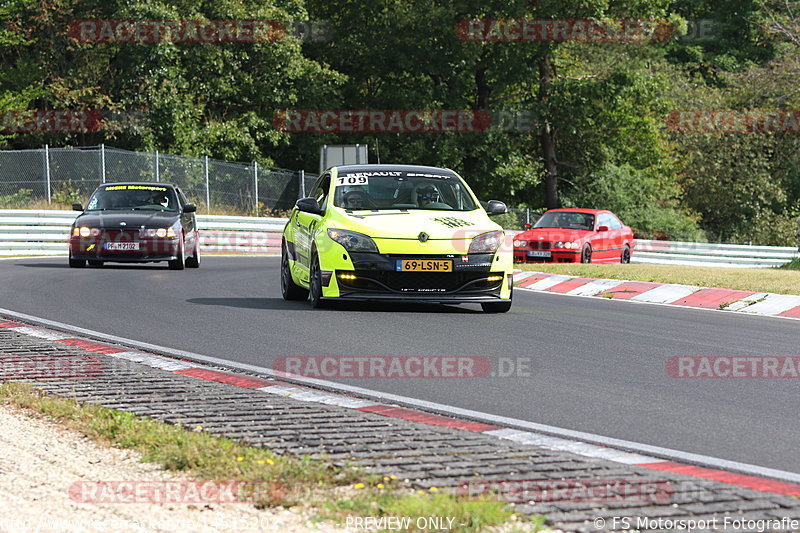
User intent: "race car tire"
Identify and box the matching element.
[580,244,592,263]
[69,255,85,268]
[281,245,308,301]
[481,300,512,313]
[621,245,631,264]
[185,239,200,268]
[168,236,185,270]
[308,250,325,308]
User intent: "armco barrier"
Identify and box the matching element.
[632,239,798,268]
[0,209,797,267]
[0,209,286,256]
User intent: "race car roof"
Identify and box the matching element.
[334,164,457,176]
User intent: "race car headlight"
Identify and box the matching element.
[556,241,579,249]
[513,239,527,247]
[327,229,378,253]
[469,230,504,254]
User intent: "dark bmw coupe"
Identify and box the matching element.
[69,182,200,270]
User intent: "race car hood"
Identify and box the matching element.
[74,210,179,229]
[516,228,593,242]
[328,207,500,240]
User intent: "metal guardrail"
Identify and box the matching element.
[633,239,798,268]
[1,210,798,267]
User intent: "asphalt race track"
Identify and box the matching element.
[2,256,798,473]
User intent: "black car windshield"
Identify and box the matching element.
[85,185,179,212]
[534,211,595,230]
[332,171,478,211]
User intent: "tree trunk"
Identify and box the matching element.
[538,53,560,209]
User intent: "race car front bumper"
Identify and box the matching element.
[324,252,512,302]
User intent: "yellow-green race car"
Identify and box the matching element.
[281,164,514,313]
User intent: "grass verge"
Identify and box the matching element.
[0,382,541,532]
[516,263,800,295]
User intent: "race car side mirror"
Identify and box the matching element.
[72,203,83,211]
[486,200,508,216]
[597,225,609,232]
[296,197,323,215]
[183,204,197,213]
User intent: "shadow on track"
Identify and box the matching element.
[186,298,480,313]
[18,263,170,270]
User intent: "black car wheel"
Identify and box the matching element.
[168,235,185,270]
[308,250,324,308]
[185,238,200,268]
[68,253,85,268]
[281,245,308,301]
[621,245,631,264]
[581,244,592,263]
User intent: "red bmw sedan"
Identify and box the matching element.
[513,209,634,264]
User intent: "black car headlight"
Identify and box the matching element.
[327,229,378,253]
[142,227,176,238]
[469,230,504,254]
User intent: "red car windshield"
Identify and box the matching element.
[534,212,595,231]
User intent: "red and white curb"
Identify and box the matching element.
[2,315,800,498]
[513,271,800,319]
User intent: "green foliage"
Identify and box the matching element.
[0,188,32,208]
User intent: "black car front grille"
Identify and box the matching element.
[527,240,551,250]
[341,271,501,294]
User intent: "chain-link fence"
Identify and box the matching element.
[0,145,318,216]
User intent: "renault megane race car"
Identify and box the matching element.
[281,165,514,312]
[69,182,200,270]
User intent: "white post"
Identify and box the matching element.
[204,155,210,214]
[43,144,51,204]
[299,169,305,198]
[154,150,160,182]
[99,144,106,183]
[253,161,259,216]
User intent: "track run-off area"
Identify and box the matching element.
[2,255,798,474]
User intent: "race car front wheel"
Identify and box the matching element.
[281,245,308,301]
[308,251,324,308]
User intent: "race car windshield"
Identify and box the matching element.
[85,185,179,212]
[332,172,478,211]
[534,211,595,230]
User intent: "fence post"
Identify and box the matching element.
[154,150,160,182]
[99,143,106,183]
[299,169,305,198]
[204,155,210,214]
[253,161,259,216]
[43,144,51,204]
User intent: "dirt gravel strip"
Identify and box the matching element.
[2,322,800,532]
[0,402,344,533]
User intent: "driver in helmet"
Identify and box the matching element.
[343,188,367,209]
[416,185,440,207]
